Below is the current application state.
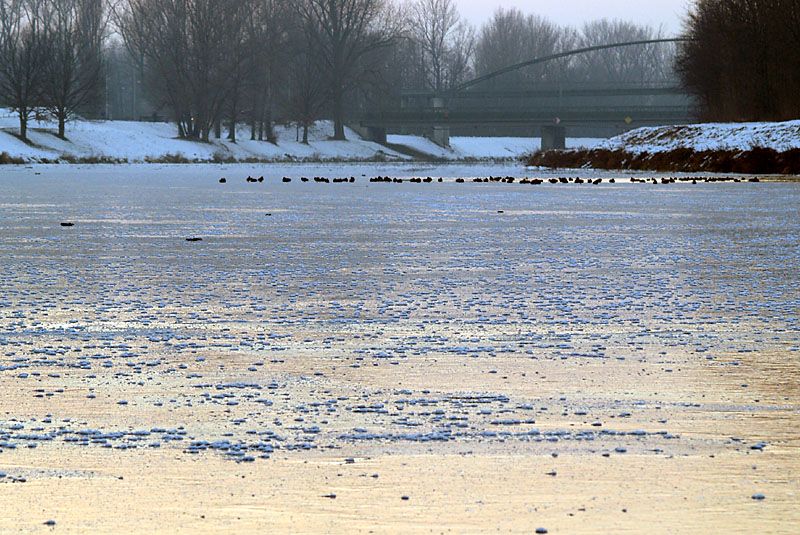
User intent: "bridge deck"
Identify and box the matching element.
[362,106,694,127]
[402,85,687,100]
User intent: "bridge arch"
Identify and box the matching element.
[359,38,694,146]
[448,38,690,94]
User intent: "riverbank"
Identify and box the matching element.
[0,113,597,164]
[0,118,408,163]
[525,120,800,174]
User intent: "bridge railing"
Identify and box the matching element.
[362,106,695,126]
[396,83,694,116]
[401,82,685,98]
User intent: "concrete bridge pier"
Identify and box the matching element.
[350,124,387,144]
[426,97,450,148]
[541,125,566,151]
[427,125,450,148]
[365,126,387,144]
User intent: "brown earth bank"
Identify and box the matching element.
[524,147,800,175]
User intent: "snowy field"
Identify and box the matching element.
[597,120,800,153]
[387,134,599,159]
[1,164,799,534]
[0,111,600,163]
[4,108,800,165]
[0,114,408,162]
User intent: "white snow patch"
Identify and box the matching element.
[0,114,406,162]
[388,135,601,159]
[0,110,603,163]
[387,135,453,159]
[597,121,800,154]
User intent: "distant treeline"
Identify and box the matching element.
[677,0,800,122]
[2,0,679,143]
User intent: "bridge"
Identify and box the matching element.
[358,39,695,147]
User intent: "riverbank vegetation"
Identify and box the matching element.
[525,146,800,175]
[677,0,800,122]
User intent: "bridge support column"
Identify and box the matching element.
[366,126,387,144]
[349,124,387,144]
[426,96,450,148]
[541,125,566,151]
[427,126,450,148]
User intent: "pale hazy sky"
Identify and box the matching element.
[452,0,692,36]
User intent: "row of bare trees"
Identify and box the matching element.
[2,0,680,143]
[400,5,677,93]
[677,0,800,121]
[0,0,103,140]
[113,0,404,141]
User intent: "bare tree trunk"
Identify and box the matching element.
[117,0,249,146]
[228,100,237,142]
[409,0,471,92]
[294,0,401,142]
[332,85,345,140]
[42,0,106,141]
[201,113,210,141]
[265,102,275,144]
[0,0,49,142]
[258,106,265,141]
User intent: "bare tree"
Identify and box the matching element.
[0,0,48,140]
[41,0,105,139]
[116,0,250,141]
[576,19,666,84]
[677,0,800,121]
[103,41,136,120]
[294,0,402,140]
[115,0,187,136]
[244,0,290,143]
[221,0,254,143]
[408,0,473,92]
[287,36,327,144]
[474,8,561,87]
[185,0,249,141]
[473,13,676,88]
[442,19,474,89]
[360,33,422,103]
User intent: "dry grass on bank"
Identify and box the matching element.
[525,146,800,175]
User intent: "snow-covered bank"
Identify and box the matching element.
[387,134,598,160]
[596,120,800,154]
[525,120,800,174]
[0,112,598,163]
[0,116,408,163]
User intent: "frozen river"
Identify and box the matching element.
[1,163,799,534]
